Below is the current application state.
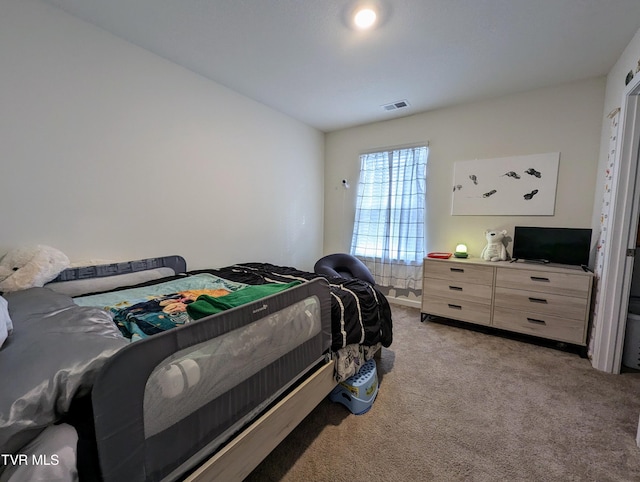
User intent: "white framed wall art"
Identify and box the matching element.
[451,152,560,215]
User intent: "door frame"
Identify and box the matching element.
[591,74,640,373]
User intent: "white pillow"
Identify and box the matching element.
[0,296,13,348]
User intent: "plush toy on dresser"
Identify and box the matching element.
[480,229,510,262]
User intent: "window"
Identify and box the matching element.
[350,145,427,289]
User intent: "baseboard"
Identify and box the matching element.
[386,296,421,309]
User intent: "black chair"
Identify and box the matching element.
[313,253,375,285]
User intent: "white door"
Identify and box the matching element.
[591,74,640,374]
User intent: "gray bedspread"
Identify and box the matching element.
[0,288,127,457]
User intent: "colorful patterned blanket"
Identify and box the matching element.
[74,274,248,340]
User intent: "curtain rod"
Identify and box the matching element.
[360,141,429,155]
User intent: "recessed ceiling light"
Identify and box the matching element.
[353,7,377,29]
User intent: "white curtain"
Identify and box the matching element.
[350,146,428,289]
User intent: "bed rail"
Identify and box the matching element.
[91,277,331,482]
[51,255,187,282]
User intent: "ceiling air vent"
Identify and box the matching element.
[382,100,410,111]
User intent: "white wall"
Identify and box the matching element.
[325,78,605,259]
[0,0,325,271]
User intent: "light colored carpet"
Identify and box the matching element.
[245,304,640,482]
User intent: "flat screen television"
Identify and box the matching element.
[512,226,592,266]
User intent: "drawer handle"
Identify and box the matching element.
[526,317,547,325]
[530,276,550,282]
[448,285,463,291]
[447,304,462,310]
[528,297,548,304]
[450,268,465,273]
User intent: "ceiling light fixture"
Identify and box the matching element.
[353,7,378,29]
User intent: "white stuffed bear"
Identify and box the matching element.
[0,245,70,292]
[480,229,509,262]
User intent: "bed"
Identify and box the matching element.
[0,255,392,481]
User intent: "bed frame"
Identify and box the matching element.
[185,359,336,481]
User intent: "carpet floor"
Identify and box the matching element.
[245,304,640,482]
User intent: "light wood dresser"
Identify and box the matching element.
[421,257,594,349]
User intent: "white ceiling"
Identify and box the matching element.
[40,0,640,132]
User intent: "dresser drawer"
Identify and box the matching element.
[425,261,494,285]
[422,295,491,326]
[423,278,492,304]
[493,306,586,344]
[495,267,591,298]
[494,287,589,320]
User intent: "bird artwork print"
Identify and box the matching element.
[501,171,521,179]
[483,189,497,198]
